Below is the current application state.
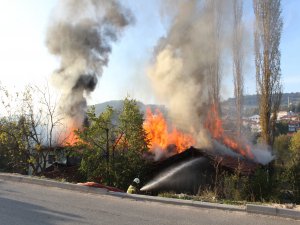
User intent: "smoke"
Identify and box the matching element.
[212,140,274,165]
[148,0,232,148]
[146,0,275,165]
[151,144,179,161]
[46,0,133,127]
[251,144,274,165]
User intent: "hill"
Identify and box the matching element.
[92,92,300,118]
[224,92,300,108]
[93,100,166,115]
[222,92,300,117]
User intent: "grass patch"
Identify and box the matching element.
[157,192,248,206]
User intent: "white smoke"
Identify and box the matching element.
[251,143,274,165]
[148,0,232,148]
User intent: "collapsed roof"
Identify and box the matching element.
[143,147,261,194]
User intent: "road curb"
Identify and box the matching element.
[246,204,300,220]
[108,192,245,212]
[1,173,299,220]
[0,173,107,195]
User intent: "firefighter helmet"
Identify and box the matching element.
[133,178,140,184]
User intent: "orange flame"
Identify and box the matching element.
[205,104,254,159]
[143,108,195,154]
[63,125,78,146]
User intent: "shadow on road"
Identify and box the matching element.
[0,196,83,225]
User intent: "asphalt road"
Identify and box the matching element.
[0,179,298,225]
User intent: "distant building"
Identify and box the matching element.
[248,114,260,123]
[288,121,300,133]
[242,115,261,133]
[277,111,288,120]
[276,111,300,134]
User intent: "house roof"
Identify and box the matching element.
[152,147,260,176]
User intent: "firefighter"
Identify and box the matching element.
[127,178,140,194]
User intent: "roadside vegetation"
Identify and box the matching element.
[0,85,299,204]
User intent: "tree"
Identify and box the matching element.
[0,84,65,175]
[205,0,223,110]
[76,98,149,190]
[75,105,117,184]
[275,121,288,136]
[290,131,300,157]
[232,0,244,136]
[271,131,300,203]
[0,86,36,174]
[116,98,149,187]
[253,0,283,147]
[35,84,65,171]
[20,85,65,173]
[0,117,29,173]
[273,134,291,166]
[285,131,300,201]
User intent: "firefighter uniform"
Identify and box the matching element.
[127,185,137,194]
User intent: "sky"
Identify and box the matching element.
[0,0,299,106]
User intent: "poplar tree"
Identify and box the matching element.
[253,0,283,147]
[232,0,244,136]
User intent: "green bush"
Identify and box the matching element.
[247,168,272,202]
[223,173,249,201]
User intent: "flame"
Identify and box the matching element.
[143,108,195,154]
[62,125,78,146]
[205,104,254,159]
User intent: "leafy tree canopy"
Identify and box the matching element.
[75,98,150,190]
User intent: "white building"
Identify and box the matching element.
[248,115,260,123]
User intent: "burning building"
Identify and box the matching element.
[144,0,273,179]
[42,0,274,193]
[140,106,270,195]
[142,147,260,195]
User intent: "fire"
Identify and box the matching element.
[205,104,254,159]
[143,108,195,154]
[63,125,78,146]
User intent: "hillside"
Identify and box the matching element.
[224,92,300,108]
[221,92,300,117]
[93,100,166,115]
[92,93,300,118]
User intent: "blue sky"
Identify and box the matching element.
[0,0,299,105]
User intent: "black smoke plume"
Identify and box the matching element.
[46,0,133,127]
